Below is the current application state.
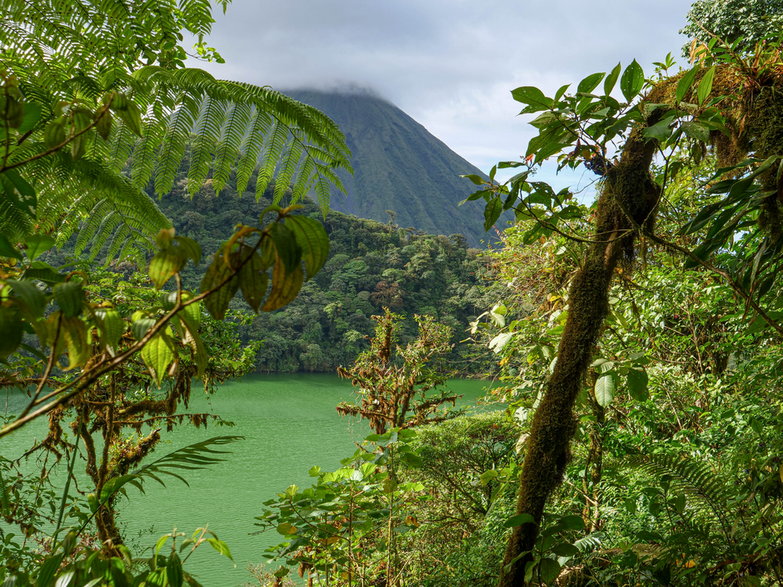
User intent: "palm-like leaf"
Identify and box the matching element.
[1,1,350,263]
[628,453,733,530]
[99,435,243,502]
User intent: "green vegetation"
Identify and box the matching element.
[0,0,345,583]
[155,184,500,374]
[7,1,783,586]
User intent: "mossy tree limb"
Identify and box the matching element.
[498,121,661,586]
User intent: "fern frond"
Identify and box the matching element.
[186,94,225,193]
[153,93,201,196]
[99,435,243,501]
[33,155,171,262]
[129,97,168,188]
[234,108,271,194]
[211,101,251,193]
[272,138,303,203]
[628,454,733,526]
[118,69,351,208]
[256,121,288,198]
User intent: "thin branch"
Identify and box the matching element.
[0,98,113,173]
[18,312,62,419]
[0,229,267,438]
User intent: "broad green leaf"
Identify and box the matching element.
[681,121,711,143]
[461,174,485,185]
[43,117,66,147]
[95,109,112,140]
[627,368,649,401]
[141,333,175,385]
[0,307,23,358]
[577,72,605,94]
[201,253,240,320]
[511,86,552,111]
[480,469,499,484]
[24,235,55,260]
[173,235,202,265]
[53,281,84,317]
[286,215,329,279]
[604,63,621,95]
[238,250,268,312]
[180,297,202,330]
[24,261,63,284]
[0,234,22,259]
[675,67,700,103]
[262,262,304,311]
[529,111,558,130]
[18,102,42,134]
[620,60,644,102]
[145,569,167,586]
[697,66,716,105]
[95,308,124,352]
[538,558,561,583]
[269,223,302,274]
[131,315,156,340]
[595,373,617,407]
[166,552,184,587]
[277,522,297,535]
[643,117,675,143]
[489,331,513,353]
[117,101,143,136]
[552,542,580,557]
[483,197,503,231]
[149,248,184,289]
[60,317,88,369]
[7,279,45,319]
[503,513,535,528]
[4,168,35,200]
[206,537,233,560]
[554,514,585,531]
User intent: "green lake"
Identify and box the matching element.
[1,374,496,585]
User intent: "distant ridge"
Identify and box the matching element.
[288,89,494,246]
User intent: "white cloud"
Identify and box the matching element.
[197,0,692,175]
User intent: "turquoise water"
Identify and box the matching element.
[1,375,494,585]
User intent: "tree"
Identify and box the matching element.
[681,0,783,51]
[470,39,783,585]
[0,0,350,262]
[336,309,456,434]
[0,0,347,580]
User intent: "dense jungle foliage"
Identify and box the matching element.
[152,182,500,374]
[6,0,783,586]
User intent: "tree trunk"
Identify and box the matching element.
[498,121,660,586]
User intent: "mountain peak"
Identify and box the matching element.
[287,89,492,246]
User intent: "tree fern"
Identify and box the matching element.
[153,93,202,196]
[186,94,225,193]
[255,121,290,199]
[272,138,304,203]
[235,109,272,194]
[1,0,350,263]
[211,101,251,193]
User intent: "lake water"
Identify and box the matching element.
[1,375,495,585]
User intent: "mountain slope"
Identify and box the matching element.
[288,89,493,246]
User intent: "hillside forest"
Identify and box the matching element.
[5,0,783,586]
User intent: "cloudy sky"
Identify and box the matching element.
[198,1,692,181]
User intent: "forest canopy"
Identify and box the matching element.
[5,1,783,586]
